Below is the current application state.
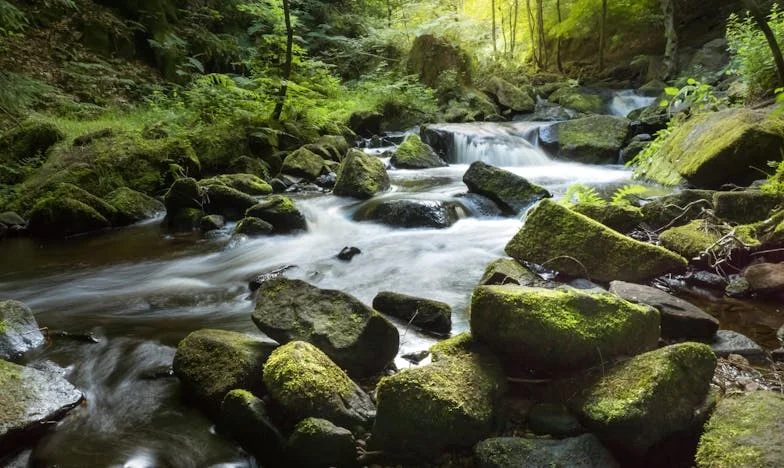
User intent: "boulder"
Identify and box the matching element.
[0,360,83,454]
[263,341,376,429]
[354,198,461,229]
[199,214,225,232]
[658,220,721,261]
[474,435,618,468]
[372,291,451,334]
[317,135,350,158]
[390,135,446,169]
[540,116,632,164]
[172,329,277,415]
[0,300,45,360]
[527,403,585,438]
[713,191,784,224]
[470,286,660,372]
[573,342,717,455]
[245,195,307,234]
[286,418,357,468]
[233,217,274,237]
[742,262,784,295]
[696,391,784,467]
[348,111,382,138]
[282,148,328,180]
[710,330,766,363]
[304,143,342,163]
[200,183,258,221]
[571,203,644,233]
[199,174,273,196]
[609,281,719,340]
[0,121,64,164]
[640,189,716,230]
[463,161,551,215]
[548,87,604,114]
[164,177,203,213]
[0,212,25,228]
[333,150,390,200]
[483,77,536,113]
[27,197,110,238]
[252,278,399,377]
[104,187,165,226]
[407,34,473,87]
[479,258,545,287]
[505,200,687,282]
[219,390,284,463]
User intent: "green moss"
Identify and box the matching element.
[429,332,477,361]
[549,87,603,113]
[550,116,631,164]
[390,134,445,169]
[483,76,535,113]
[104,187,164,225]
[0,320,8,334]
[232,217,272,237]
[333,149,390,200]
[0,120,64,164]
[659,220,721,260]
[281,147,327,180]
[572,203,644,233]
[27,197,110,238]
[713,191,784,224]
[199,174,272,196]
[640,190,716,230]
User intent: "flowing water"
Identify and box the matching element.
[608,90,656,118]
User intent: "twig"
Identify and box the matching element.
[540,256,590,280]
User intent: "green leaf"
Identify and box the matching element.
[687,78,697,85]
[664,87,679,96]
[659,99,670,107]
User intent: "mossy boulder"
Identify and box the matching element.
[252,278,399,377]
[640,190,716,230]
[637,109,784,188]
[164,178,203,212]
[696,391,784,468]
[219,389,284,463]
[333,149,390,200]
[390,134,446,169]
[27,197,110,238]
[282,148,328,180]
[463,161,551,215]
[505,199,687,282]
[474,435,619,468]
[172,329,277,416]
[245,195,307,234]
[658,220,721,261]
[232,217,273,237]
[50,183,118,222]
[407,34,473,87]
[0,212,25,227]
[0,300,45,360]
[317,135,350,157]
[354,198,461,229]
[199,174,273,196]
[200,183,258,221]
[483,77,536,113]
[573,342,717,455]
[0,121,64,164]
[104,187,165,225]
[263,341,376,429]
[572,203,644,233]
[479,258,545,287]
[470,286,660,373]
[713,191,784,224]
[286,418,357,468]
[199,214,225,232]
[548,87,604,114]
[541,116,632,164]
[372,291,451,335]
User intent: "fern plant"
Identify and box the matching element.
[611,185,649,206]
[560,184,605,208]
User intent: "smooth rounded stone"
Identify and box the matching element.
[547,86,604,113]
[372,291,451,335]
[540,115,631,164]
[609,281,719,340]
[573,342,717,456]
[710,330,766,363]
[333,149,390,200]
[527,403,585,437]
[252,278,399,377]
[713,191,784,224]
[282,147,328,180]
[470,285,660,373]
[164,177,203,212]
[505,199,687,283]
[200,183,258,221]
[742,262,784,296]
[219,390,284,463]
[696,391,784,467]
[571,203,644,233]
[199,214,225,232]
[263,341,375,430]
[199,174,273,196]
[27,197,110,238]
[463,161,551,215]
[286,418,357,468]
[315,172,337,189]
[390,134,446,169]
[0,300,45,360]
[104,187,165,226]
[172,329,277,416]
[474,435,618,468]
[0,212,25,227]
[354,198,461,229]
[232,217,273,237]
[479,258,545,287]
[245,195,307,234]
[0,360,83,454]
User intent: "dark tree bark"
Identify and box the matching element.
[598,0,607,70]
[556,0,563,72]
[272,0,293,121]
[536,0,546,68]
[660,0,678,79]
[526,0,538,66]
[742,0,784,86]
[511,0,519,55]
[492,0,498,55]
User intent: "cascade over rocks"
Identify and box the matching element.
[463,161,551,215]
[0,300,45,360]
[333,149,390,200]
[540,116,632,164]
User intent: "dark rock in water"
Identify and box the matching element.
[286,418,357,468]
[199,215,225,232]
[742,262,784,296]
[200,183,258,221]
[270,178,288,193]
[246,195,307,234]
[713,191,784,224]
[527,403,586,438]
[463,161,551,215]
[232,217,274,237]
[219,390,284,463]
[252,278,399,377]
[372,291,452,334]
[772,348,784,362]
[27,196,111,238]
[0,360,84,454]
[540,115,631,164]
[479,258,544,287]
[104,187,165,226]
[315,172,337,189]
[609,281,719,340]
[474,435,618,468]
[456,193,505,217]
[164,178,204,231]
[337,247,362,262]
[333,149,390,200]
[710,330,766,363]
[263,341,376,429]
[355,199,461,229]
[0,300,45,360]
[248,265,297,292]
[402,350,430,364]
[725,275,751,298]
[391,134,446,169]
[685,270,728,290]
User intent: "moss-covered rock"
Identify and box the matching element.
[226,156,272,182]
[0,212,25,227]
[200,183,258,221]
[658,220,721,261]
[104,187,164,225]
[463,161,551,215]
[474,435,618,468]
[286,418,357,468]
[163,178,204,231]
[505,200,687,282]
[470,286,660,372]
[333,149,390,200]
[713,190,784,224]
[353,198,460,229]
[51,183,118,222]
[390,134,446,169]
[548,87,604,114]
[199,174,273,196]
[483,77,535,113]
[372,291,451,335]
[245,195,307,234]
[407,34,473,87]
[0,121,64,164]
[263,341,376,430]
[282,148,328,180]
[542,116,632,164]
[219,389,284,463]
[572,203,644,233]
[252,278,399,377]
[172,329,277,416]
[479,258,545,287]
[640,190,716,230]
[573,342,716,455]
[199,214,225,232]
[232,217,273,237]
[0,300,45,360]
[637,109,784,188]
[27,197,110,238]
[696,391,784,468]
[316,135,350,158]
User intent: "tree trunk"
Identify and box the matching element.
[556,0,563,72]
[742,0,784,86]
[660,0,678,79]
[272,0,293,121]
[598,0,607,70]
[387,0,393,28]
[536,0,546,69]
[492,0,498,55]
[511,0,519,55]
[526,0,538,66]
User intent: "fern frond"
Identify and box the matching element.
[611,184,649,206]
[560,184,606,208]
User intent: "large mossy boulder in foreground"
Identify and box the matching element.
[573,342,717,455]
[505,200,687,282]
[333,149,390,200]
[0,359,83,454]
[474,435,619,468]
[696,391,784,468]
[407,34,473,87]
[541,116,631,164]
[463,161,551,215]
[104,187,165,225]
[0,300,45,360]
[470,286,660,373]
[390,134,446,169]
[637,108,784,188]
[246,195,307,234]
[27,197,110,238]
[172,329,277,415]
[252,278,399,377]
[263,341,376,430]
[483,77,535,113]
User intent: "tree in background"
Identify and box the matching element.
[272,0,293,121]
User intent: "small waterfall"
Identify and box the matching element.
[609,90,656,117]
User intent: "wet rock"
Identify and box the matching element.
[527,403,585,438]
[199,214,225,232]
[470,285,659,373]
[282,148,328,180]
[263,341,375,429]
[483,77,536,113]
[315,172,337,189]
[219,390,284,463]
[742,262,784,296]
[164,178,204,231]
[529,101,573,122]
[200,183,258,221]
[696,391,784,467]
[725,276,751,298]
[232,217,273,237]
[710,330,766,363]
[540,115,631,164]
[640,189,716,230]
[401,350,430,364]
[609,281,719,340]
[479,258,544,287]
[245,195,307,234]
[104,187,165,226]
[573,342,717,455]
[252,278,399,377]
[27,197,110,238]
[172,329,277,415]
[355,198,461,229]
[474,435,618,468]
[337,247,361,262]
[548,87,603,114]
[316,135,350,159]
[571,203,644,233]
[390,134,446,169]
[773,348,784,362]
[0,300,45,360]
[713,191,784,224]
[372,291,451,334]
[199,174,273,196]
[685,270,728,290]
[333,149,390,200]
[0,360,83,455]
[286,418,357,468]
[463,161,551,215]
[505,200,687,282]
[248,265,296,292]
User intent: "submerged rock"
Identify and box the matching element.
[104,187,164,225]
[333,149,390,199]
[337,246,361,262]
[372,291,451,334]
[246,195,307,234]
[541,115,631,164]
[463,161,551,215]
[0,300,45,360]
[355,198,461,229]
[390,134,446,169]
[474,435,618,468]
[286,418,357,468]
[219,390,284,463]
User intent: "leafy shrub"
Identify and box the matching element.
[726,4,784,98]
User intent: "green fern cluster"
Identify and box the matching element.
[560,184,650,208]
